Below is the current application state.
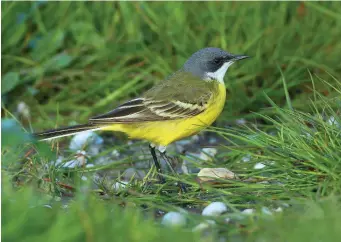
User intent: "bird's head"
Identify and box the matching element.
[183,47,249,82]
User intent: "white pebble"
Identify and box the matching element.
[191,135,200,142]
[254,163,266,169]
[17,101,30,118]
[161,212,186,227]
[62,151,87,168]
[69,131,103,151]
[86,163,94,168]
[327,116,339,127]
[192,220,215,232]
[202,202,227,216]
[198,168,236,182]
[242,208,255,215]
[241,154,251,162]
[236,118,246,125]
[111,149,120,157]
[199,148,217,161]
[112,181,128,191]
[274,207,283,213]
[53,156,64,165]
[81,176,88,181]
[261,207,273,216]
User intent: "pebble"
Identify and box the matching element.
[191,134,200,142]
[198,168,236,182]
[62,150,87,168]
[176,139,192,146]
[261,207,273,216]
[192,220,215,232]
[241,154,251,162]
[242,208,255,215]
[254,163,266,169]
[199,148,217,161]
[111,149,120,158]
[17,101,30,118]
[69,131,103,151]
[202,202,227,216]
[112,181,128,191]
[85,163,94,168]
[161,212,186,227]
[235,118,246,125]
[208,137,218,144]
[327,116,340,127]
[274,207,283,213]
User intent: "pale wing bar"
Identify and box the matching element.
[89,98,208,124]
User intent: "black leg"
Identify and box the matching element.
[149,145,165,183]
[160,151,187,193]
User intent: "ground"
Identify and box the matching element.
[2,2,341,241]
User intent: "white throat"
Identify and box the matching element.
[205,61,235,83]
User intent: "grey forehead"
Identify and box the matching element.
[189,47,230,60]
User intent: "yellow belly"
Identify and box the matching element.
[102,83,226,146]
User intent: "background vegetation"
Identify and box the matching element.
[2,1,341,241]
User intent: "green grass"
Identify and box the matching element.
[2,1,341,242]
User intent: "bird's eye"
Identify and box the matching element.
[214,58,223,64]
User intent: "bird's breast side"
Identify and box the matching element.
[113,83,226,146]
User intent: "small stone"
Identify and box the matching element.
[208,137,218,144]
[176,139,192,146]
[274,207,283,213]
[241,154,251,162]
[86,163,94,168]
[69,131,103,151]
[62,150,87,168]
[88,146,101,156]
[202,202,227,216]
[198,168,236,182]
[236,118,246,125]
[81,176,88,181]
[111,149,120,157]
[17,101,30,118]
[112,181,128,191]
[199,148,217,161]
[161,212,186,227]
[254,163,266,169]
[261,207,273,216]
[327,116,340,127]
[242,208,255,215]
[53,156,64,166]
[191,135,200,142]
[181,162,190,174]
[192,220,215,232]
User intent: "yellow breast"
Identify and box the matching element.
[103,83,226,146]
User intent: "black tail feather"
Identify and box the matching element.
[33,124,97,141]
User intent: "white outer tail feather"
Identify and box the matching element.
[38,127,103,141]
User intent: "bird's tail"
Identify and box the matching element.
[33,124,102,141]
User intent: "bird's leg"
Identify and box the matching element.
[149,144,165,183]
[159,150,187,193]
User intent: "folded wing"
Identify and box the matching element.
[89,72,215,124]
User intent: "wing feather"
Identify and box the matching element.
[89,72,216,124]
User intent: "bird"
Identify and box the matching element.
[34,47,249,183]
